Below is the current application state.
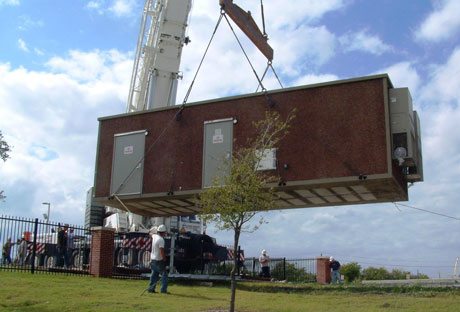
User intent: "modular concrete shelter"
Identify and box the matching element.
[93,74,422,217]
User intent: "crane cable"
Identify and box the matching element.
[393,202,460,221]
[181,13,224,106]
[255,61,284,92]
[260,0,267,38]
[222,12,267,92]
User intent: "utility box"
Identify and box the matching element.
[93,74,422,217]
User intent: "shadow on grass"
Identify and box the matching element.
[141,291,221,302]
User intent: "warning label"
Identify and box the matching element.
[212,129,224,144]
[124,145,134,155]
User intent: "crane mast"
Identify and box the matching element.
[127,0,192,113]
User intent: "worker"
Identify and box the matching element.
[147,224,169,294]
[2,238,13,265]
[259,249,271,278]
[17,237,28,266]
[67,227,75,268]
[329,256,341,284]
[57,225,68,267]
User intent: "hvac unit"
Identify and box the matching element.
[389,88,423,182]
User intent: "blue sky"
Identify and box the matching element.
[1,0,460,278]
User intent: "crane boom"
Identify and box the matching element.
[127,0,192,113]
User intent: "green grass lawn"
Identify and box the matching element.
[1,271,459,311]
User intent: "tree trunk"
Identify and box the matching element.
[229,229,240,312]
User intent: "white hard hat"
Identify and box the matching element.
[262,249,267,255]
[329,256,334,261]
[157,224,167,233]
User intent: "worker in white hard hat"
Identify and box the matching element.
[259,249,271,278]
[329,256,342,284]
[147,224,169,294]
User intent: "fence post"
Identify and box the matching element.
[252,257,255,277]
[89,226,115,278]
[316,256,331,284]
[30,218,39,274]
[283,257,286,280]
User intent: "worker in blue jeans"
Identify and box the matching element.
[147,225,168,294]
[329,256,342,284]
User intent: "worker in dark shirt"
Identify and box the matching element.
[329,256,341,284]
[57,225,68,267]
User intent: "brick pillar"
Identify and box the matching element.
[90,226,115,278]
[316,256,331,284]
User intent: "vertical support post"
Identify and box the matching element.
[89,226,115,277]
[169,233,175,274]
[252,257,255,277]
[200,236,204,274]
[30,218,39,274]
[283,257,286,280]
[316,256,331,284]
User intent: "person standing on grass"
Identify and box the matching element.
[259,249,271,278]
[17,237,28,266]
[57,225,68,267]
[329,256,341,284]
[147,224,169,294]
[66,227,75,268]
[2,238,13,265]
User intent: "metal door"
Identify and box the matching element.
[110,130,146,195]
[203,118,233,188]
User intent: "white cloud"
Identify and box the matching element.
[17,38,29,52]
[0,0,19,6]
[272,25,337,76]
[86,0,137,17]
[86,0,103,14]
[293,73,339,86]
[34,47,44,56]
[376,62,421,95]
[421,47,460,104]
[190,0,346,30]
[418,47,460,165]
[45,49,132,86]
[415,0,460,42]
[262,0,346,29]
[18,15,44,31]
[109,0,136,17]
[0,50,131,222]
[339,30,393,55]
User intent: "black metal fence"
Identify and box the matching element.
[239,257,317,282]
[0,215,91,275]
[1,215,317,282]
